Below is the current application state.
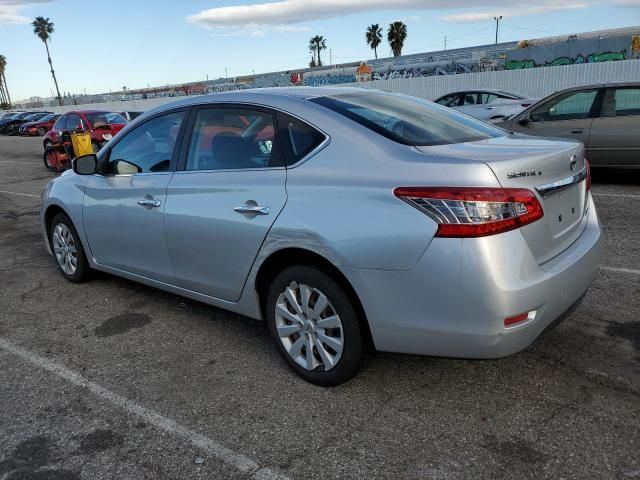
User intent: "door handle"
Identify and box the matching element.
[234,204,270,215]
[571,129,585,134]
[138,199,161,208]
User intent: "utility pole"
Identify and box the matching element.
[444,36,447,50]
[330,49,332,67]
[494,16,503,44]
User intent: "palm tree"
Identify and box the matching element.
[366,24,383,59]
[32,16,62,106]
[309,35,327,67]
[0,55,9,107]
[387,21,408,57]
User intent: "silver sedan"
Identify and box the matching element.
[41,87,602,386]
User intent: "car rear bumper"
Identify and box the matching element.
[344,194,602,358]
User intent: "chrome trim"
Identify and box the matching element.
[535,168,587,197]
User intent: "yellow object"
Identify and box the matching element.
[71,132,93,157]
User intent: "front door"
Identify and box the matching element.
[164,106,287,302]
[587,86,640,167]
[510,88,601,146]
[83,110,187,283]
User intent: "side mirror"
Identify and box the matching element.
[518,116,531,126]
[72,154,98,175]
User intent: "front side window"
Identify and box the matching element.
[185,108,282,171]
[105,110,185,174]
[531,90,598,122]
[601,87,640,117]
[311,92,504,146]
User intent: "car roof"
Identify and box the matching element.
[140,86,391,119]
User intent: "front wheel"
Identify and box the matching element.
[265,266,367,386]
[49,213,90,283]
[37,127,47,136]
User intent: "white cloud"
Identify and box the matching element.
[188,0,639,30]
[187,0,605,29]
[0,0,55,25]
[442,3,587,23]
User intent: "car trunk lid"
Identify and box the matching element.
[416,134,589,264]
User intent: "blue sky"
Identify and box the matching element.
[1,0,639,101]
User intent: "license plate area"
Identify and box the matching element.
[542,184,584,238]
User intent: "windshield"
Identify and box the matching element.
[85,112,127,127]
[311,92,504,146]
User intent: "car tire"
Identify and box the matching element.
[49,213,90,283]
[265,265,367,386]
[37,127,47,136]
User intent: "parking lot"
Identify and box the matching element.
[0,135,639,479]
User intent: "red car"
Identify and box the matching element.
[20,113,61,136]
[43,110,128,153]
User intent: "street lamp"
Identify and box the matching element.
[494,16,503,44]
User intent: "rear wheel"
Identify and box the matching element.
[49,213,90,283]
[265,266,366,386]
[37,127,47,136]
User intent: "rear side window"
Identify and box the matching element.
[277,113,325,165]
[311,92,503,146]
[185,107,282,171]
[602,88,640,117]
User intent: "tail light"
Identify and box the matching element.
[393,187,544,238]
[585,159,591,192]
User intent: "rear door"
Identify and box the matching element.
[163,105,288,302]
[587,86,640,167]
[510,88,602,146]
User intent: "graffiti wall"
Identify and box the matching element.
[506,36,632,69]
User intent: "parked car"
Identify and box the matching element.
[20,113,61,136]
[0,112,34,132]
[434,89,538,123]
[4,112,52,135]
[40,88,602,385]
[499,82,640,168]
[0,112,52,135]
[43,110,128,153]
[119,111,144,122]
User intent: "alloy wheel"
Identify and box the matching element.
[274,281,344,371]
[52,223,78,275]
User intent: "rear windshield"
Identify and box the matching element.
[310,92,504,146]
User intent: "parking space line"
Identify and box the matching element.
[0,160,41,165]
[592,193,640,200]
[602,266,640,276]
[0,190,40,198]
[0,337,290,480]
